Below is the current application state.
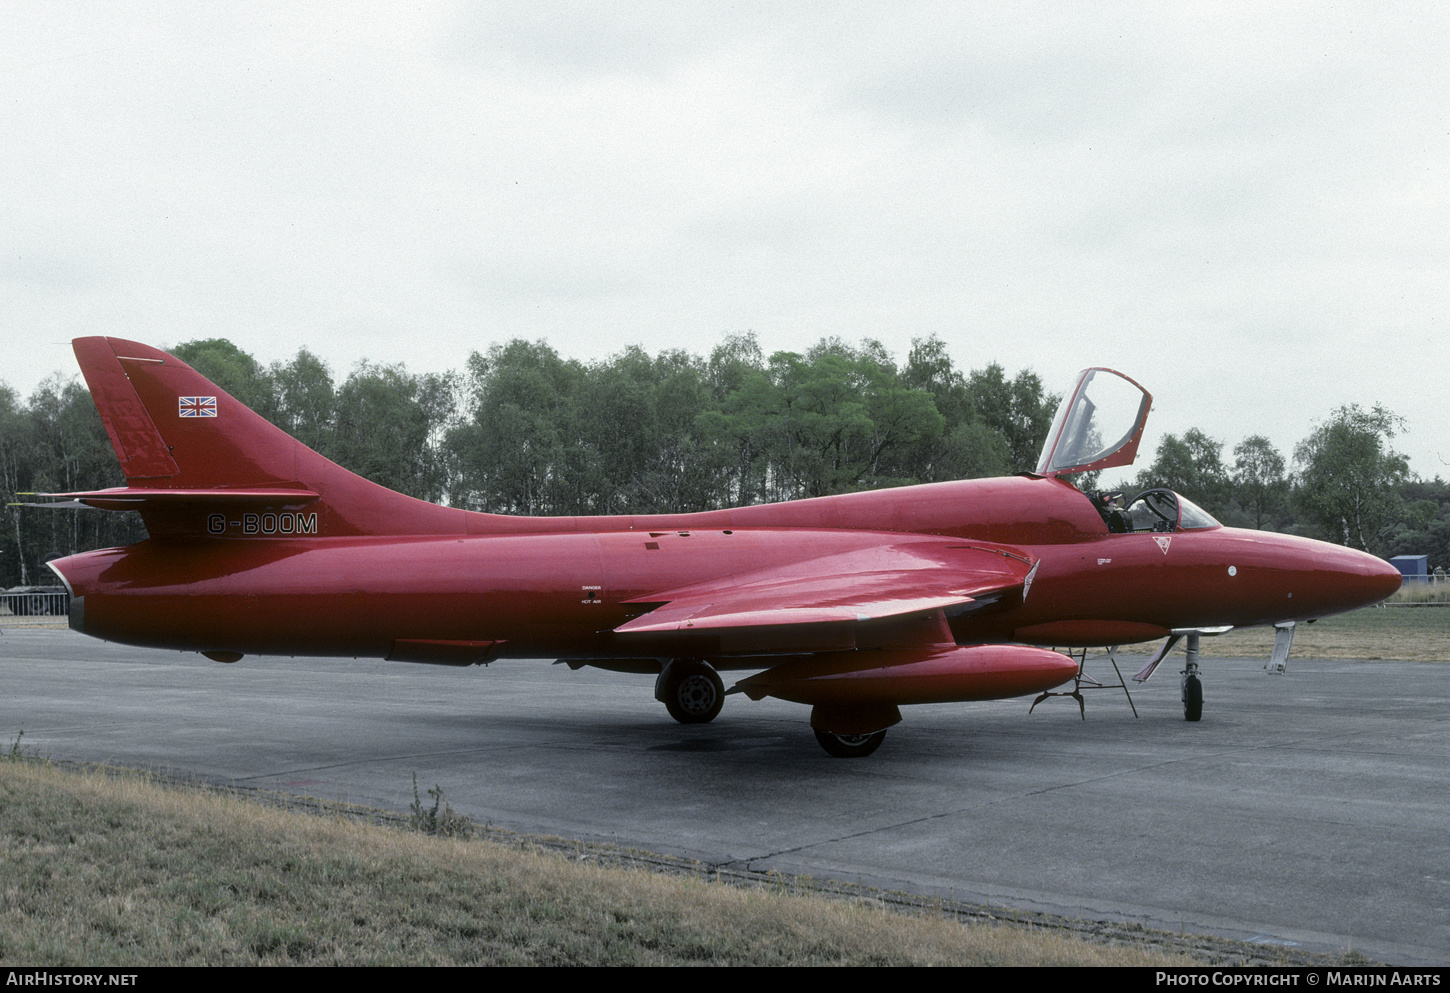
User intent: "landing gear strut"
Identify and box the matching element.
[656,658,724,724]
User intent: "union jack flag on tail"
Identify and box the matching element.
[178,396,217,418]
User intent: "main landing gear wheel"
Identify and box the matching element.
[814,729,887,758]
[1182,674,1203,722]
[657,659,724,724]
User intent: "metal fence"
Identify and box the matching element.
[0,589,70,621]
[1384,576,1450,606]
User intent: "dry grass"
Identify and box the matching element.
[0,759,1191,967]
[1190,606,1450,662]
[1385,583,1450,606]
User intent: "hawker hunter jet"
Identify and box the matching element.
[36,339,1401,756]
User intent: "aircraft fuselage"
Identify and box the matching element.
[38,342,1404,755]
[53,474,1401,662]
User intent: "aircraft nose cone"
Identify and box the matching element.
[1363,553,1406,605]
[1313,544,1403,613]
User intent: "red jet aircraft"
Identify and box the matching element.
[38,338,1401,756]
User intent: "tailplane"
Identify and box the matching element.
[45,337,466,538]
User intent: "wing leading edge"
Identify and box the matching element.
[613,540,1035,654]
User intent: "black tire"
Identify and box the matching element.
[814,728,887,758]
[660,661,724,724]
[1183,674,1203,722]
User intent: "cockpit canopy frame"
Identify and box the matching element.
[1097,488,1223,534]
[1035,367,1153,477]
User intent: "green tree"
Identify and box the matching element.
[447,340,586,515]
[1294,404,1410,553]
[770,347,875,498]
[1136,428,1229,512]
[0,384,38,584]
[930,420,1014,481]
[705,333,765,402]
[1383,479,1450,571]
[621,347,722,513]
[854,346,945,486]
[902,335,971,425]
[3,377,144,584]
[1232,435,1288,529]
[900,337,1017,481]
[966,364,1058,471]
[763,339,943,498]
[574,346,720,514]
[171,339,279,422]
[695,343,777,507]
[271,349,336,456]
[332,362,456,502]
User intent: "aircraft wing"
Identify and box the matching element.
[614,540,1034,654]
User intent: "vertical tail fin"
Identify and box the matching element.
[67,337,466,538]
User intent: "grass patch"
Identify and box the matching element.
[1199,606,1450,662]
[0,759,1202,966]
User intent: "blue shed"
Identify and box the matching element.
[1390,555,1427,580]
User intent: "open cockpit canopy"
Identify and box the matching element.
[1035,368,1152,477]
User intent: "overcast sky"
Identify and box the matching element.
[5,2,1448,482]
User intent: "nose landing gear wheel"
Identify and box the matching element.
[814,729,887,758]
[1183,674,1203,722]
[1181,636,1203,722]
[657,659,724,724]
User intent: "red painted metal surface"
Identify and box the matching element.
[44,338,1405,745]
[735,645,1082,706]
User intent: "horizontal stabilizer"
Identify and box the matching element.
[22,487,320,512]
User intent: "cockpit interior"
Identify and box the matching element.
[1090,488,1221,534]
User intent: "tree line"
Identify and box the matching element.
[1,334,1439,587]
[1127,404,1446,570]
